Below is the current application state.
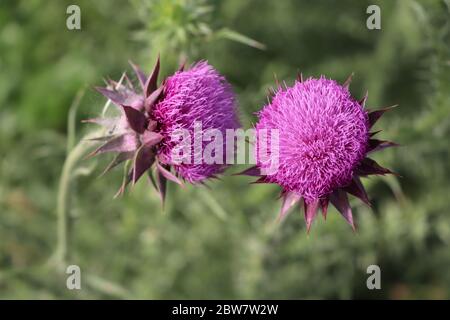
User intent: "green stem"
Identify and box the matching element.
[54,77,122,270]
[67,89,85,153]
[55,132,97,269]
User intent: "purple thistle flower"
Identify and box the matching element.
[85,57,240,204]
[241,74,398,232]
[153,61,240,183]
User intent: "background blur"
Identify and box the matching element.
[0,0,449,299]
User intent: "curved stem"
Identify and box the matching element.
[67,89,85,153]
[55,132,97,269]
[54,77,123,270]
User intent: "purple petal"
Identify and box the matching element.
[122,106,146,134]
[156,163,183,186]
[367,139,399,154]
[87,134,138,158]
[95,87,126,105]
[343,176,370,206]
[147,120,158,131]
[343,72,354,88]
[273,73,280,88]
[123,74,134,89]
[133,146,156,184]
[250,177,270,184]
[82,117,117,127]
[101,151,134,176]
[147,170,158,191]
[87,135,116,142]
[369,130,382,137]
[156,169,167,209]
[107,74,133,91]
[123,94,145,111]
[145,85,164,112]
[178,60,186,72]
[368,105,398,127]
[129,60,147,91]
[279,192,301,221]
[330,190,355,230]
[267,88,276,97]
[304,199,319,233]
[359,91,368,108]
[114,170,133,198]
[356,158,395,176]
[141,131,163,146]
[234,166,261,177]
[144,55,160,97]
[320,198,329,219]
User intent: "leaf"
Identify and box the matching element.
[215,28,266,50]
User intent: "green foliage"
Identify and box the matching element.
[0,0,449,299]
[130,0,264,70]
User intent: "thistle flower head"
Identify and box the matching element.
[257,77,369,201]
[243,74,398,232]
[153,61,240,183]
[85,57,239,203]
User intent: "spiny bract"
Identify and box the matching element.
[85,57,240,204]
[241,74,398,232]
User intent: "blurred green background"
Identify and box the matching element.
[0,0,449,299]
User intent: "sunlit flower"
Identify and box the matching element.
[242,75,398,232]
[85,57,239,203]
[153,61,240,183]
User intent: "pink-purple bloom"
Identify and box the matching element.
[86,58,239,203]
[153,62,240,183]
[244,75,398,232]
